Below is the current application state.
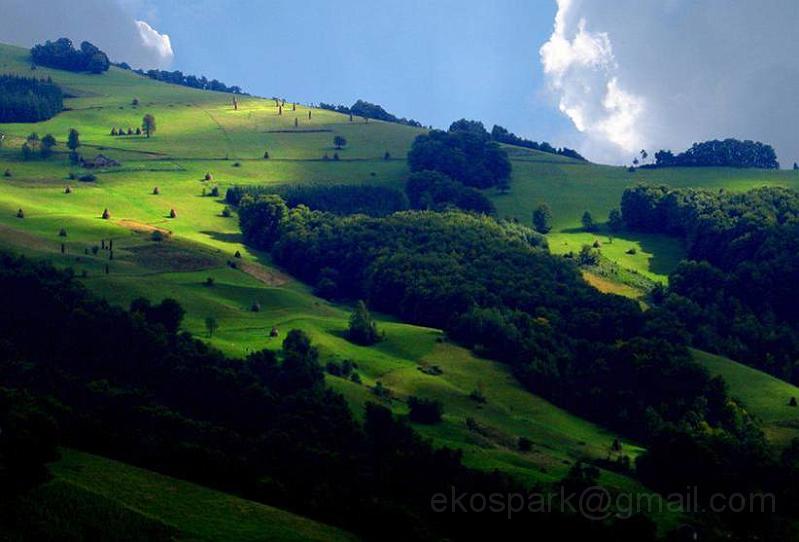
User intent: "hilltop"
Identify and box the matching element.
[2,40,799,539]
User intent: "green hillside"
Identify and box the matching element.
[2,40,795,537]
[0,41,642,499]
[694,349,799,448]
[8,449,358,542]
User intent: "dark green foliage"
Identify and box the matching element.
[67,128,80,151]
[577,245,599,266]
[31,38,109,73]
[653,138,779,168]
[0,75,63,123]
[607,208,624,232]
[581,210,597,232]
[0,389,59,497]
[407,396,443,424]
[333,135,347,149]
[347,301,381,345]
[408,121,511,189]
[532,203,553,233]
[406,170,495,215]
[142,114,156,138]
[78,174,96,182]
[226,184,409,217]
[124,68,245,94]
[239,199,735,439]
[237,194,288,250]
[491,124,585,160]
[319,99,422,127]
[621,184,799,382]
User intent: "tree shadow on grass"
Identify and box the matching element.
[199,230,243,244]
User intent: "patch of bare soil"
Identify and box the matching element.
[239,260,290,286]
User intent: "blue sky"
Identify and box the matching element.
[131,0,578,148]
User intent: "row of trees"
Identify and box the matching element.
[31,38,109,73]
[621,184,799,382]
[0,252,647,541]
[652,139,779,169]
[226,184,409,217]
[116,66,246,95]
[0,75,63,122]
[318,99,422,127]
[490,124,585,161]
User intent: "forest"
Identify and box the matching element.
[621,184,799,383]
[30,38,110,73]
[0,75,63,123]
[234,194,799,538]
[226,183,409,216]
[408,120,511,190]
[652,139,779,169]
[0,252,662,542]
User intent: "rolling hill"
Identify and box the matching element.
[1,39,798,538]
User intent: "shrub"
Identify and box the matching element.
[518,437,533,452]
[221,206,231,217]
[3,169,10,177]
[232,162,241,167]
[151,231,164,242]
[153,186,159,195]
[101,208,110,219]
[169,208,176,218]
[205,277,215,287]
[407,396,443,424]
[79,174,96,182]
[16,208,24,219]
[347,301,381,345]
[251,301,261,312]
[468,387,487,404]
[58,228,67,237]
[64,185,72,194]
[210,186,220,197]
[204,172,213,181]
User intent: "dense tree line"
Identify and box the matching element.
[0,75,63,123]
[652,139,779,169]
[0,252,654,541]
[234,197,799,538]
[31,38,109,73]
[491,125,585,161]
[408,120,511,190]
[113,63,246,94]
[406,170,496,215]
[239,198,728,438]
[318,99,422,127]
[226,184,409,216]
[622,184,799,382]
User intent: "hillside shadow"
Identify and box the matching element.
[200,230,243,244]
[632,233,686,277]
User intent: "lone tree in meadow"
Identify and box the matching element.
[582,210,598,232]
[334,135,347,150]
[142,114,156,138]
[347,300,381,346]
[67,129,79,149]
[532,203,553,234]
[205,316,219,338]
[607,208,624,233]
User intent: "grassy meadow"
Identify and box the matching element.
[3,39,799,536]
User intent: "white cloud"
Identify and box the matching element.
[540,0,799,166]
[0,0,173,69]
[135,20,173,66]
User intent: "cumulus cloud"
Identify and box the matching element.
[540,0,799,166]
[0,0,173,69]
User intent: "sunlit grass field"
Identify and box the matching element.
[3,39,797,534]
